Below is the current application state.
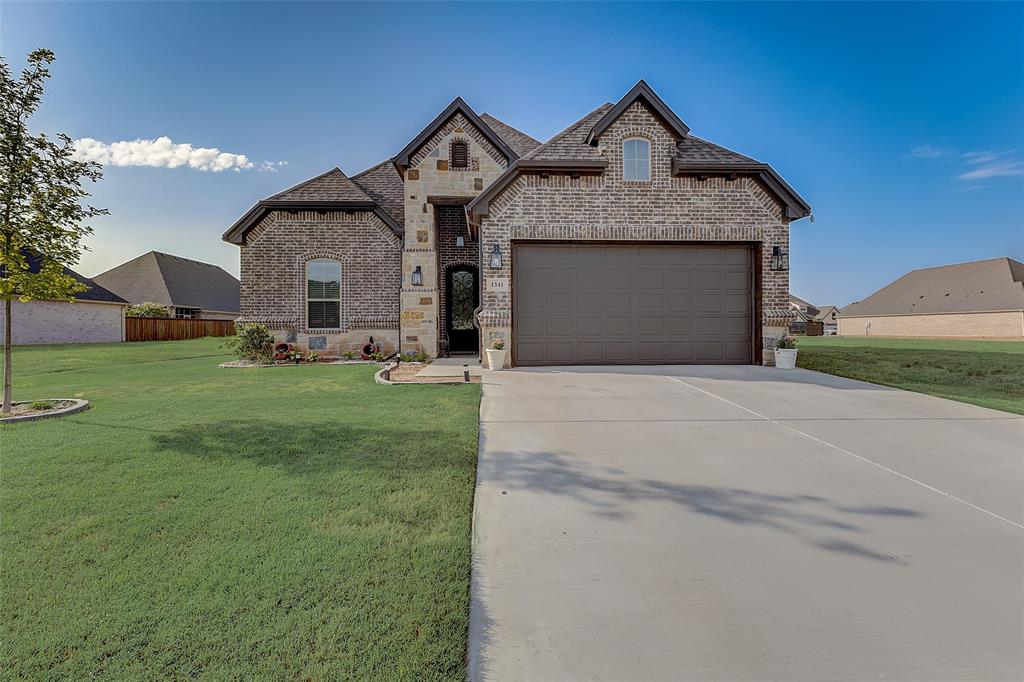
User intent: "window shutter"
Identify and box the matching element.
[452,141,468,169]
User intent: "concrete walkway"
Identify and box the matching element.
[470,365,1024,681]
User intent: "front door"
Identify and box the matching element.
[446,265,479,354]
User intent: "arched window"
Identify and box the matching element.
[306,259,341,329]
[451,140,469,169]
[623,138,650,181]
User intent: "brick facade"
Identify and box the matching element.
[476,102,792,365]
[239,210,402,355]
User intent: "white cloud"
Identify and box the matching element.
[259,160,288,172]
[910,143,952,159]
[72,136,283,172]
[957,160,1024,181]
[912,143,1022,182]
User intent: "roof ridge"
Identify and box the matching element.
[910,256,1014,272]
[480,112,542,145]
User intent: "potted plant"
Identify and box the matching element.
[486,339,508,370]
[774,335,798,369]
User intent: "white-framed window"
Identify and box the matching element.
[174,307,200,319]
[306,259,341,329]
[623,138,650,181]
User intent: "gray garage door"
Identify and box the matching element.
[513,244,753,365]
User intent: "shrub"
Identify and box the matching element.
[126,302,172,318]
[224,323,274,364]
[29,400,56,411]
[306,351,320,363]
[401,350,428,363]
[776,335,798,350]
[491,339,505,351]
[342,350,357,360]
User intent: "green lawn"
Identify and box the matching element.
[796,335,1024,415]
[1,338,481,680]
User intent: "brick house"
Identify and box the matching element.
[224,80,811,365]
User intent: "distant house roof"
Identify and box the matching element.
[841,257,1024,317]
[814,305,839,322]
[18,252,127,304]
[93,251,240,313]
[789,293,813,309]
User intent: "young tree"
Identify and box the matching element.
[1,49,106,413]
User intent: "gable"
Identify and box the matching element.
[585,79,690,145]
[392,98,517,172]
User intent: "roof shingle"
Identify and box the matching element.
[94,251,240,313]
[352,160,405,229]
[269,167,372,203]
[479,114,542,157]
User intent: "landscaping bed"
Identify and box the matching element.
[796,336,1024,415]
[1,338,481,680]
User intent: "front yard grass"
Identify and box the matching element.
[796,336,1024,415]
[1,338,481,680]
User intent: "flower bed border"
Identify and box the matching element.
[0,399,90,424]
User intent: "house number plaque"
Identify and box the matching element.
[486,278,509,291]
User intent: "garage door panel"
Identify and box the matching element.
[514,244,753,365]
[605,317,632,336]
[724,271,750,290]
[695,271,724,290]
[606,294,632,312]
[638,317,665,335]
[695,294,724,312]
[725,293,750,313]
[574,292,605,312]
[605,270,631,289]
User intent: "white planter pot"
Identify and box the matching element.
[774,348,798,370]
[485,348,508,370]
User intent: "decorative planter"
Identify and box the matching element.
[485,348,508,370]
[774,348,798,370]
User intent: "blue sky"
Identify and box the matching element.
[4,1,1022,305]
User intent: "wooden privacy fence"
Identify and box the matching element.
[126,317,236,342]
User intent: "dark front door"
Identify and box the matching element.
[446,265,479,354]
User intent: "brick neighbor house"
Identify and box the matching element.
[223,80,811,366]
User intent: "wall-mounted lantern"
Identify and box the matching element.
[456,235,465,248]
[411,266,423,286]
[770,246,789,272]
[488,245,503,269]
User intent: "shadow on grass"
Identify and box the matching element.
[149,419,470,478]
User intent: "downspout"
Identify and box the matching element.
[467,205,484,366]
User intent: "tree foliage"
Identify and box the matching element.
[126,302,173,318]
[1,49,106,412]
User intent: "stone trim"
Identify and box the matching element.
[350,315,400,330]
[476,308,510,327]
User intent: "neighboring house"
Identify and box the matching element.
[814,305,840,334]
[0,260,128,345]
[839,257,1024,337]
[94,251,240,320]
[224,80,811,365]
[788,294,820,334]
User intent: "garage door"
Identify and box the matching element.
[513,244,753,365]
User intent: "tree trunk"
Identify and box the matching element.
[2,297,11,414]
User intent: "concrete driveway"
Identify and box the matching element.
[469,365,1024,682]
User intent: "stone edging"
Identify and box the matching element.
[0,399,90,424]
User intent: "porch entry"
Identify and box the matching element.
[446,265,479,354]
